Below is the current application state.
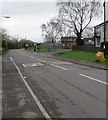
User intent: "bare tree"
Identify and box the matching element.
[83,27,94,38]
[57,0,102,45]
[41,18,62,44]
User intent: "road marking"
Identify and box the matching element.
[52,61,73,65]
[51,64,67,71]
[10,56,52,120]
[37,59,46,63]
[10,56,12,61]
[79,73,108,85]
[2,74,6,76]
[22,64,26,67]
[23,62,43,67]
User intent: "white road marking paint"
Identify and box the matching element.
[52,61,73,65]
[10,56,52,120]
[37,59,46,63]
[51,64,67,71]
[32,64,37,67]
[22,64,26,67]
[2,74,6,76]
[10,57,12,61]
[79,73,108,85]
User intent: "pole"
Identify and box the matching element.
[103,0,106,57]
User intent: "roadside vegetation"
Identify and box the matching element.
[32,48,63,52]
[54,51,108,65]
[0,28,35,54]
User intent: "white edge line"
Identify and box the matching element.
[79,73,108,85]
[10,56,52,120]
[10,57,12,61]
[51,64,67,71]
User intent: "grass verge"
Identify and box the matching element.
[54,50,108,65]
[32,49,63,52]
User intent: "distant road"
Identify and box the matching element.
[2,49,106,119]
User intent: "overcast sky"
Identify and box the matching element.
[0,0,106,42]
[1,2,58,42]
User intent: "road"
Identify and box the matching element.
[2,49,107,119]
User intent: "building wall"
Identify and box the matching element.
[61,37,76,49]
[94,21,108,47]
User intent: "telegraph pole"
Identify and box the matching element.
[103,0,106,57]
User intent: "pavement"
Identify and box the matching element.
[2,53,45,119]
[41,50,108,71]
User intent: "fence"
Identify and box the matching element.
[39,43,63,50]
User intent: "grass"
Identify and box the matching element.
[32,48,63,52]
[54,50,108,65]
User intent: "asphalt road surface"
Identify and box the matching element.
[2,49,107,119]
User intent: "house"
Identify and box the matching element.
[105,1,108,21]
[94,20,108,47]
[94,1,108,47]
[61,37,76,49]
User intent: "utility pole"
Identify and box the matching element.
[103,0,106,57]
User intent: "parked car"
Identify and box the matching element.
[84,40,94,46]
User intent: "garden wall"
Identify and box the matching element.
[73,46,101,53]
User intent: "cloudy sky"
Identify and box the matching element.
[1,1,58,42]
[0,0,106,43]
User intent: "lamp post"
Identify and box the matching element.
[3,16,10,18]
[103,0,106,57]
[0,16,10,27]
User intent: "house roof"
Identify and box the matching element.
[94,20,108,28]
[61,36,77,39]
[61,37,77,42]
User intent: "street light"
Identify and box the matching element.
[3,16,10,18]
[103,0,106,56]
[1,16,10,19]
[0,16,10,26]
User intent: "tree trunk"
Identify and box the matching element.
[76,33,84,46]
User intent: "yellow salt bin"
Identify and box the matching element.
[96,52,105,62]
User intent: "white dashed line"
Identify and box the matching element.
[51,64,67,71]
[10,56,52,120]
[79,73,108,85]
[37,59,46,63]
